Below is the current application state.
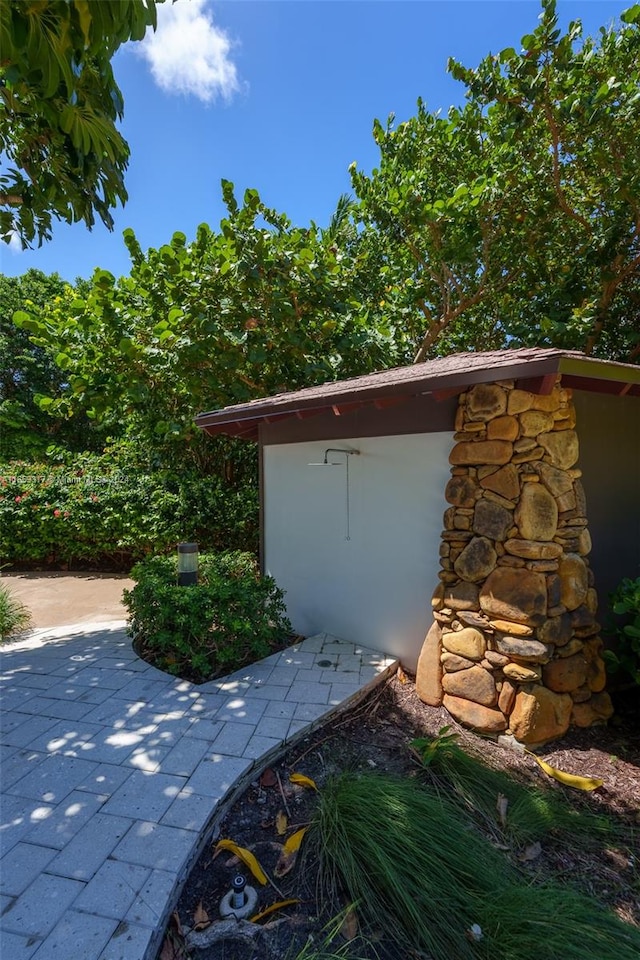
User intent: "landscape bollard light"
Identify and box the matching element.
[177,542,198,586]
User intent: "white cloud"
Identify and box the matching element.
[138,0,239,103]
[8,231,23,254]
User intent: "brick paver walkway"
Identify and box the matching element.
[0,622,396,960]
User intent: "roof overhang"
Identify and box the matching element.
[195,348,640,442]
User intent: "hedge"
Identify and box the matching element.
[1,454,258,568]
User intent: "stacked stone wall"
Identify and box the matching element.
[416,377,613,745]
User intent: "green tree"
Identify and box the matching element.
[0,268,99,457]
[14,183,396,469]
[0,0,159,247]
[351,0,640,362]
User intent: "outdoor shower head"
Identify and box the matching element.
[307,447,360,466]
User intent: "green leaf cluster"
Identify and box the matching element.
[0,0,159,247]
[0,449,258,568]
[13,184,401,465]
[351,0,640,362]
[0,269,98,458]
[603,577,640,685]
[123,552,291,682]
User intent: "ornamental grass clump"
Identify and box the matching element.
[0,581,32,643]
[411,728,612,848]
[306,771,640,960]
[123,551,291,682]
[306,771,509,960]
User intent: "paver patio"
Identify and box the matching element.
[0,621,397,960]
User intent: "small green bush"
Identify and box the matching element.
[0,581,32,642]
[123,552,291,681]
[603,576,640,686]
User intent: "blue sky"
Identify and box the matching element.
[1,0,628,283]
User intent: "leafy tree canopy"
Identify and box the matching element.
[0,268,100,457]
[13,183,397,468]
[0,0,159,248]
[351,0,640,362]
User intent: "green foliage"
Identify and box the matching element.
[411,729,611,847]
[0,269,101,458]
[0,0,159,247]
[0,580,32,642]
[13,185,398,465]
[603,577,640,686]
[409,724,459,766]
[123,552,291,681]
[307,771,640,960]
[351,0,640,361]
[289,911,375,960]
[0,449,258,568]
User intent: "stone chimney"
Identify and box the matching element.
[416,377,613,745]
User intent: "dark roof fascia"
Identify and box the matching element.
[195,350,639,437]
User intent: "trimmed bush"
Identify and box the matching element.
[123,552,291,682]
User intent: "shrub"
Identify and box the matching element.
[123,552,291,681]
[0,452,258,568]
[603,576,640,686]
[0,581,32,642]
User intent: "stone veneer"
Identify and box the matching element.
[416,377,613,745]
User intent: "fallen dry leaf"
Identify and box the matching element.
[193,900,211,931]
[260,768,277,788]
[274,846,297,878]
[159,935,180,960]
[289,772,318,791]
[275,810,287,836]
[525,751,603,791]
[340,906,359,941]
[274,828,307,878]
[283,828,307,854]
[518,841,542,862]
[250,898,299,923]
[496,793,509,828]
[215,839,268,885]
[396,666,409,684]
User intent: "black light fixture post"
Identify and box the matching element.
[177,542,199,585]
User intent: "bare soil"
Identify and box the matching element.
[160,674,640,960]
[1,572,133,629]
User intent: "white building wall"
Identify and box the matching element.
[263,432,453,671]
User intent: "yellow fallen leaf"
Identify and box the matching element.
[397,666,408,684]
[214,839,268,885]
[274,828,308,878]
[192,900,210,931]
[275,810,287,836]
[250,898,299,923]
[525,751,603,791]
[289,772,318,791]
[283,828,307,855]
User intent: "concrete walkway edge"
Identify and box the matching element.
[0,622,397,960]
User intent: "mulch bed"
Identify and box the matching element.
[158,675,640,960]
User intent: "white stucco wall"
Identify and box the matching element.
[263,432,453,671]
